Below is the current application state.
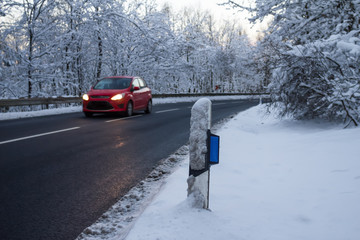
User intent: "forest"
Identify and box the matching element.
[0,0,261,99]
[1,0,360,126]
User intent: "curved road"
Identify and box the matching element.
[0,99,258,240]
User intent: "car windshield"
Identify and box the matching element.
[93,78,132,90]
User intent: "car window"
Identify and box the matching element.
[132,79,140,88]
[138,78,146,88]
[94,78,132,90]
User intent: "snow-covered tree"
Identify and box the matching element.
[225,0,360,126]
[0,0,261,101]
[0,0,59,98]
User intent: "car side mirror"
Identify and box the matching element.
[133,86,140,91]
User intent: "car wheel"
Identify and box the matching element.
[84,112,93,118]
[126,101,133,117]
[145,100,152,114]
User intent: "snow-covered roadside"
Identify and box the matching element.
[0,95,262,121]
[124,105,360,240]
[76,103,360,240]
[0,106,82,121]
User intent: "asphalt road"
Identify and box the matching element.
[0,99,259,240]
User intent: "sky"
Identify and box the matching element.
[157,0,232,11]
[155,0,264,42]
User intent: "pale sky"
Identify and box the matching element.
[156,0,265,42]
[157,0,228,11]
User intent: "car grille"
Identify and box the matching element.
[86,101,114,110]
[91,95,109,99]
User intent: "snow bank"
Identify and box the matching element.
[0,106,82,121]
[125,104,360,240]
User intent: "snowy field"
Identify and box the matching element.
[124,105,360,240]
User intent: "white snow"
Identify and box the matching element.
[123,104,360,240]
[0,106,82,121]
[337,40,360,56]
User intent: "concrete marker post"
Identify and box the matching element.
[187,98,212,209]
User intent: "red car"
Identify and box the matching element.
[82,76,152,117]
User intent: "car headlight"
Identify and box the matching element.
[111,94,124,101]
[83,94,89,101]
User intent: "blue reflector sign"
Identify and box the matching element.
[209,134,220,165]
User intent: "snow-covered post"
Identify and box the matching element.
[188,98,212,209]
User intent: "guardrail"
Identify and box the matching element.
[0,93,269,110]
[0,97,82,107]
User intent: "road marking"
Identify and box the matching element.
[213,103,227,106]
[0,127,81,145]
[155,108,180,114]
[106,115,142,123]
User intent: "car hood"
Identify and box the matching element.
[87,89,128,96]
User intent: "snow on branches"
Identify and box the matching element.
[0,0,261,100]
[225,0,360,126]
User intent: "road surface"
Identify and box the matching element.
[0,99,259,240]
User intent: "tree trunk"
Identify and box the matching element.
[97,35,102,79]
[28,29,33,98]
